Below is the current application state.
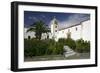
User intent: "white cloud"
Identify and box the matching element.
[29,16,37,21]
[41,15,46,18]
[58,14,90,29]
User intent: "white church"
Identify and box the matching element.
[24,17,91,41]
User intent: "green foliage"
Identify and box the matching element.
[27,20,50,40]
[65,38,76,50]
[24,39,49,57]
[55,42,63,55]
[76,39,90,53]
[24,38,90,57]
[24,39,64,57]
[58,38,90,53]
[58,38,76,50]
[58,38,66,44]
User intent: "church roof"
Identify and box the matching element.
[59,23,81,31]
[59,19,90,31]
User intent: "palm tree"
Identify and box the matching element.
[27,20,50,40]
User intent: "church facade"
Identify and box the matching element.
[24,17,91,41]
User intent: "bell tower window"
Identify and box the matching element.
[76,27,77,31]
[55,25,57,28]
[55,30,57,32]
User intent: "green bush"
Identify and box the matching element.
[24,38,90,57]
[24,39,49,57]
[24,39,37,57]
[58,38,90,53]
[76,39,90,53]
[24,39,64,57]
[58,38,66,44]
[45,39,63,55]
[58,38,76,50]
[65,38,76,50]
[55,42,64,55]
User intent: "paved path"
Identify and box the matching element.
[24,53,90,62]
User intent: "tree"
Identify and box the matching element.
[27,20,50,40]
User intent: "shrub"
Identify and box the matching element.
[58,38,66,44]
[58,38,76,50]
[76,39,90,53]
[55,42,64,55]
[24,39,37,57]
[24,38,90,57]
[65,38,76,50]
[39,39,64,55]
[24,39,64,57]
[24,39,49,57]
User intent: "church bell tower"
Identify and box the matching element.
[50,16,58,41]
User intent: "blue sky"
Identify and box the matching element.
[24,11,90,28]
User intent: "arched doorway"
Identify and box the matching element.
[67,29,71,38]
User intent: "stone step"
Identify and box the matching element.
[63,45,76,57]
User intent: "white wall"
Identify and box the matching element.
[82,20,91,41]
[71,25,82,40]
[0,0,99,73]
[58,24,82,40]
[57,20,90,41]
[24,28,36,39]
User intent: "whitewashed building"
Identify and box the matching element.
[24,17,91,41]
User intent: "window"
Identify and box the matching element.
[68,29,70,32]
[55,25,57,28]
[67,29,71,38]
[76,27,77,31]
[67,32,71,38]
[28,36,31,39]
[55,30,57,32]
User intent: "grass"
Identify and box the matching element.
[24,53,90,62]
